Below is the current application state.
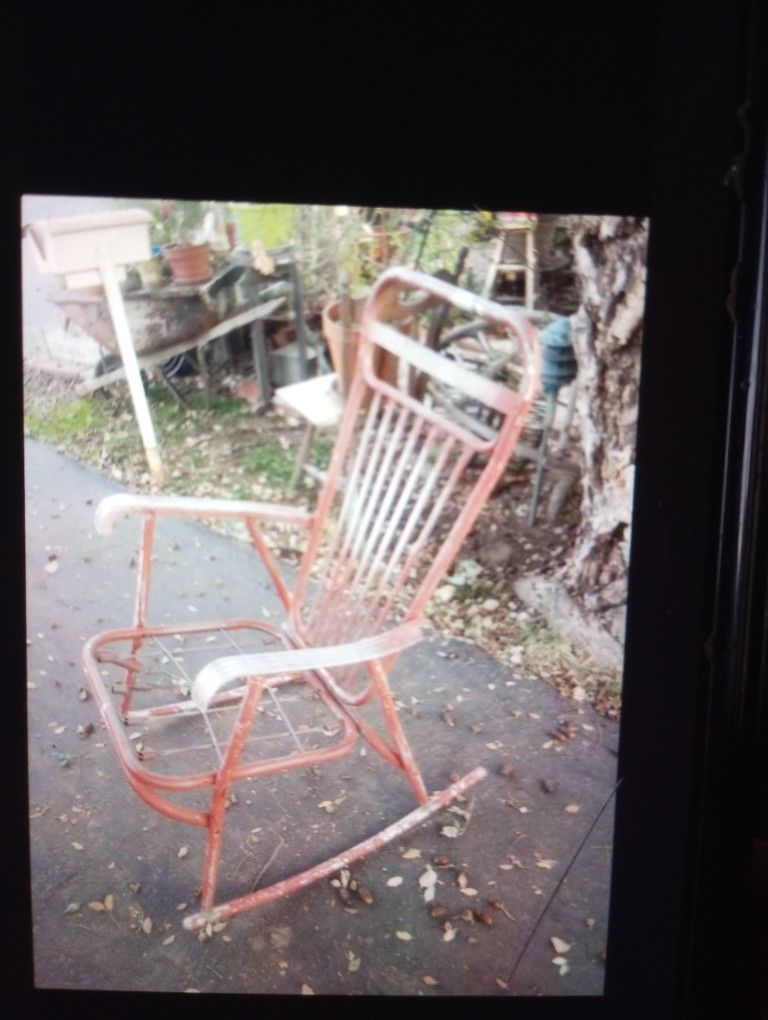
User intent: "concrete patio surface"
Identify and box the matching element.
[25,436,619,997]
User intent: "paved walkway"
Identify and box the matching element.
[25,437,619,997]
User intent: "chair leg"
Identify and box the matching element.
[367,659,429,804]
[200,678,264,912]
[290,424,316,490]
[121,515,156,716]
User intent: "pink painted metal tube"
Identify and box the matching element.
[121,513,156,715]
[201,678,264,911]
[244,517,293,611]
[365,658,428,803]
[183,765,487,930]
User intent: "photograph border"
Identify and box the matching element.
[8,3,767,1016]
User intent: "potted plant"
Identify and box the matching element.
[154,200,214,284]
[121,198,225,285]
[321,207,416,394]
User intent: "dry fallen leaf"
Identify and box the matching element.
[440,824,460,839]
[536,859,557,870]
[142,917,153,934]
[44,559,59,574]
[301,984,314,995]
[64,902,81,914]
[442,923,456,942]
[104,894,114,911]
[474,910,494,926]
[163,935,175,945]
[395,931,413,941]
[401,848,421,859]
[71,842,84,851]
[422,975,439,987]
[178,845,189,859]
[459,888,479,897]
[385,876,403,887]
[565,804,581,814]
[347,953,361,972]
[496,978,509,990]
[457,872,469,889]
[88,901,106,912]
[550,936,572,954]
[418,865,438,902]
[552,956,570,975]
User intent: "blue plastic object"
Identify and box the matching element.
[539,317,577,395]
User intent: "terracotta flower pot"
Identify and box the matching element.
[163,242,212,285]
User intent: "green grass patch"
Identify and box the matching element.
[238,442,294,488]
[314,438,333,470]
[24,397,109,444]
[144,386,244,428]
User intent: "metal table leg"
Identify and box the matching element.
[250,319,272,411]
[291,424,317,490]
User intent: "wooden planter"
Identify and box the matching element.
[322,295,399,399]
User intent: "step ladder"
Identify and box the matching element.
[482,215,537,310]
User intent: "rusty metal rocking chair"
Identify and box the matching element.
[81,268,539,932]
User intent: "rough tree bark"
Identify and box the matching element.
[560,215,649,643]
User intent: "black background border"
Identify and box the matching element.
[7,4,768,1017]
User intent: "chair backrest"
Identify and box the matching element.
[290,268,540,654]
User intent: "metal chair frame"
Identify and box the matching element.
[81,267,539,932]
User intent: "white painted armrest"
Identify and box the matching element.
[95,493,313,535]
[192,621,423,712]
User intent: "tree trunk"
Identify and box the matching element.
[560,215,649,643]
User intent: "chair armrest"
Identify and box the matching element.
[94,493,314,535]
[192,621,423,712]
